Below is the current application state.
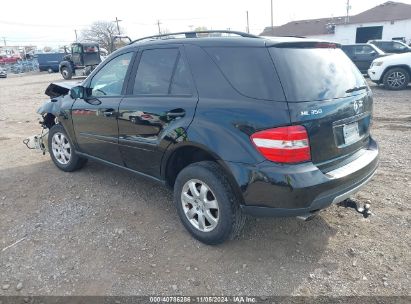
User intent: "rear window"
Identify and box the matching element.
[342,45,354,54]
[204,47,285,101]
[269,47,366,102]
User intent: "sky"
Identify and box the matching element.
[1,0,411,48]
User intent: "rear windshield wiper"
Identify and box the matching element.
[345,85,367,93]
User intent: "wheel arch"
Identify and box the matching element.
[381,64,411,82]
[161,142,244,203]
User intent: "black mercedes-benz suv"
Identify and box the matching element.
[36,31,379,245]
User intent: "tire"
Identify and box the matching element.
[383,67,410,90]
[47,67,53,73]
[61,66,73,80]
[174,161,246,245]
[48,124,87,172]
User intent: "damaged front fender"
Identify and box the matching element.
[37,82,78,116]
[27,82,78,154]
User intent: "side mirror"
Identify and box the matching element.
[69,86,101,105]
[69,86,85,99]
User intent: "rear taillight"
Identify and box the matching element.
[250,126,311,164]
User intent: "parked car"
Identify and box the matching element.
[37,52,65,73]
[0,67,7,78]
[368,52,411,90]
[368,40,411,54]
[0,55,20,64]
[342,43,387,74]
[33,31,379,244]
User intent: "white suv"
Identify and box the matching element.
[368,53,411,90]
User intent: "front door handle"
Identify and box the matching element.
[166,108,185,118]
[103,109,115,117]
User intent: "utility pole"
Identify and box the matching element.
[113,17,122,35]
[2,37,6,46]
[74,30,78,42]
[157,20,162,34]
[270,0,274,28]
[346,0,351,23]
[246,11,250,33]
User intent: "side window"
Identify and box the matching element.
[170,54,192,95]
[393,42,406,50]
[374,42,384,50]
[90,52,133,97]
[355,45,374,55]
[134,48,179,95]
[72,45,82,53]
[381,42,392,51]
[205,47,284,101]
[354,46,363,55]
[342,46,353,55]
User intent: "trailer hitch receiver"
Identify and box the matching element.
[337,199,372,218]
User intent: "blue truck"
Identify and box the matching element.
[37,52,65,73]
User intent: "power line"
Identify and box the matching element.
[0,20,88,28]
[5,39,72,43]
[161,16,210,21]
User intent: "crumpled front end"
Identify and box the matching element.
[25,82,75,154]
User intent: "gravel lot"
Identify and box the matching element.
[0,73,410,296]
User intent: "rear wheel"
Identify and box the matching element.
[61,66,73,80]
[383,67,410,90]
[48,124,87,172]
[174,161,246,245]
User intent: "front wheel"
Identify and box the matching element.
[174,161,246,245]
[61,66,73,80]
[48,124,87,172]
[383,67,410,90]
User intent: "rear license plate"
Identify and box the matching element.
[343,122,360,145]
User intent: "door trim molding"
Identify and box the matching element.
[76,151,165,184]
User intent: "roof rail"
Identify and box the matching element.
[130,30,260,44]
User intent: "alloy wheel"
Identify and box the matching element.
[181,179,220,232]
[387,71,406,88]
[51,132,71,165]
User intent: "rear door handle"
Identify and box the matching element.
[166,109,185,118]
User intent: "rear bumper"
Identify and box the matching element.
[226,138,379,217]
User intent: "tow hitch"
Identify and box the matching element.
[337,199,372,218]
[23,121,49,155]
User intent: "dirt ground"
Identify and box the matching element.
[0,73,410,297]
